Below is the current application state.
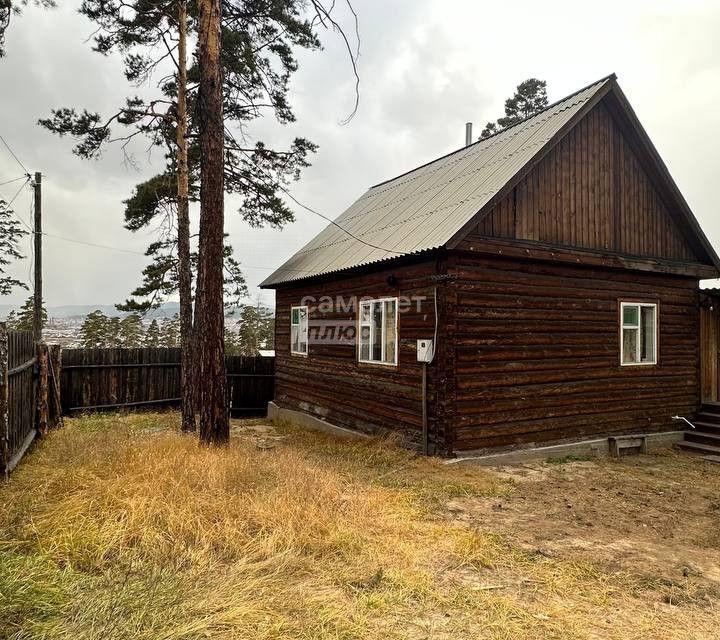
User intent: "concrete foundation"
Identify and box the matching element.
[267,401,370,440]
[446,431,685,467]
[268,401,685,466]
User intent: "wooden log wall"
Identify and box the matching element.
[445,252,700,451]
[273,258,447,451]
[476,100,698,263]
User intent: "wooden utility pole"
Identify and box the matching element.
[32,172,42,343]
[197,0,229,443]
[177,0,195,433]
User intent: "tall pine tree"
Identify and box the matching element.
[480,79,548,139]
[40,0,360,441]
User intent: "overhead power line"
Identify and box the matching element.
[41,231,148,255]
[0,134,31,176]
[280,187,408,256]
[38,231,314,273]
[2,177,31,225]
[0,175,28,187]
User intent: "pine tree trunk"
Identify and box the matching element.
[197,0,228,443]
[177,0,195,433]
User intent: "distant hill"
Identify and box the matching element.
[0,301,273,320]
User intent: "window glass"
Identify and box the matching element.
[291,306,308,355]
[640,306,655,362]
[621,303,656,365]
[384,300,396,363]
[623,328,639,364]
[360,325,370,361]
[358,298,397,365]
[623,305,639,326]
[361,302,371,323]
[372,302,383,361]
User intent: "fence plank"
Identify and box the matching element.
[60,348,274,417]
[2,329,38,475]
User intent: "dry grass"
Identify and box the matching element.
[0,414,718,639]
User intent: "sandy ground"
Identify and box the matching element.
[445,451,720,625]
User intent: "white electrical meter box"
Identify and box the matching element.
[416,339,434,363]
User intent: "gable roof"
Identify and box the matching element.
[261,75,719,287]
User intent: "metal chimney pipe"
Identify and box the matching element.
[465,122,473,147]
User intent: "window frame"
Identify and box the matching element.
[290,305,309,356]
[619,300,658,367]
[357,297,399,367]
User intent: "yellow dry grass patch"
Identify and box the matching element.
[0,413,714,639]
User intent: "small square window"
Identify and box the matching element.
[620,302,657,366]
[358,298,398,365]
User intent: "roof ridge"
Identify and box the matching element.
[370,73,617,190]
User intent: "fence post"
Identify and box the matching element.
[47,345,62,428]
[0,323,8,476]
[36,343,49,436]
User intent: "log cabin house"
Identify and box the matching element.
[261,75,720,456]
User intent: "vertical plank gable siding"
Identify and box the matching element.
[446,254,698,450]
[477,101,697,262]
[274,260,446,451]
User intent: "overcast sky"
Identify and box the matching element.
[1,0,719,309]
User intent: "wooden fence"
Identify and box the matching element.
[1,328,37,475]
[226,355,275,416]
[61,348,275,416]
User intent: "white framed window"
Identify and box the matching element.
[358,298,398,365]
[290,305,308,355]
[620,302,657,366]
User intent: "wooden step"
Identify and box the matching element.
[694,412,720,426]
[700,404,720,418]
[689,421,720,434]
[677,440,720,456]
[685,431,720,447]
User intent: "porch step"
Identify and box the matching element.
[684,431,720,447]
[698,403,720,417]
[677,440,720,456]
[695,412,720,425]
[688,421,720,435]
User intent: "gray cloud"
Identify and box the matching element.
[1,0,719,308]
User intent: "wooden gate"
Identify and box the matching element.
[0,327,37,475]
[226,355,275,416]
[700,295,720,403]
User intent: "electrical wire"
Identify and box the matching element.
[38,231,314,273]
[41,232,148,255]
[281,187,408,256]
[0,134,30,176]
[1,177,31,227]
[0,175,28,187]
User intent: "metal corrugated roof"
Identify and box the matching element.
[261,76,614,287]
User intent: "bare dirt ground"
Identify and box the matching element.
[443,450,720,637]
